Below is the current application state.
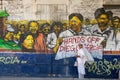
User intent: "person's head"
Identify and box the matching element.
[94,8,110,27]
[4,24,14,41]
[22,34,34,49]
[112,16,120,27]
[28,21,39,34]
[19,24,26,32]
[0,10,9,25]
[78,43,83,49]
[85,18,90,25]
[69,13,83,32]
[51,21,63,34]
[40,23,51,35]
[4,32,14,41]
[63,23,68,31]
[106,11,113,20]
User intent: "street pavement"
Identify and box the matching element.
[0,77,119,80]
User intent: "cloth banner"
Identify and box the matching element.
[55,36,104,60]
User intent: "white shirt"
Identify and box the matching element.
[90,24,114,51]
[115,28,120,50]
[46,32,57,49]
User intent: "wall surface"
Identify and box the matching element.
[1,0,104,20]
[0,53,119,79]
[0,0,120,79]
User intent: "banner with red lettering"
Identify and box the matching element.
[55,36,104,60]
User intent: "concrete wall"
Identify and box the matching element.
[68,0,103,19]
[103,0,120,5]
[1,0,120,20]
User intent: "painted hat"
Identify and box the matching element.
[0,10,9,17]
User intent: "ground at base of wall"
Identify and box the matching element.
[0,78,119,80]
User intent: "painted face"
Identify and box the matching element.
[54,25,61,33]
[69,16,82,32]
[23,35,34,49]
[20,25,25,32]
[4,32,14,41]
[14,31,21,40]
[113,19,120,27]
[42,26,50,35]
[97,14,109,27]
[29,22,39,34]
[63,25,67,31]
[85,19,90,25]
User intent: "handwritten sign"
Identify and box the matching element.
[55,36,104,60]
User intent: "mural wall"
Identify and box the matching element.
[0,0,120,79]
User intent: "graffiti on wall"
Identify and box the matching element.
[0,53,119,78]
[86,58,120,75]
[0,56,27,64]
[0,1,120,78]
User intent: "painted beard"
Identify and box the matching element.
[98,22,108,27]
[70,24,80,31]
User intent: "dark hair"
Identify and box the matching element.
[51,21,63,30]
[106,11,113,19]
[18,32,34,46]
[40,23,50,30]
[19,32,35,52]
[19,32,34,44]
[112,16,120,22]
[78,43,83,46]
[19,24,26,28]
[94,8,110,19]
[69,13,83,22]
[28,20,39,28]
[85,18,90,22]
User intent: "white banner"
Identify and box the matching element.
[55,36,104,60]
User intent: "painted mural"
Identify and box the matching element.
[0,8,120,54]
[0,0,120,78]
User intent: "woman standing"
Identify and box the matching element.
[76,43,87,79]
